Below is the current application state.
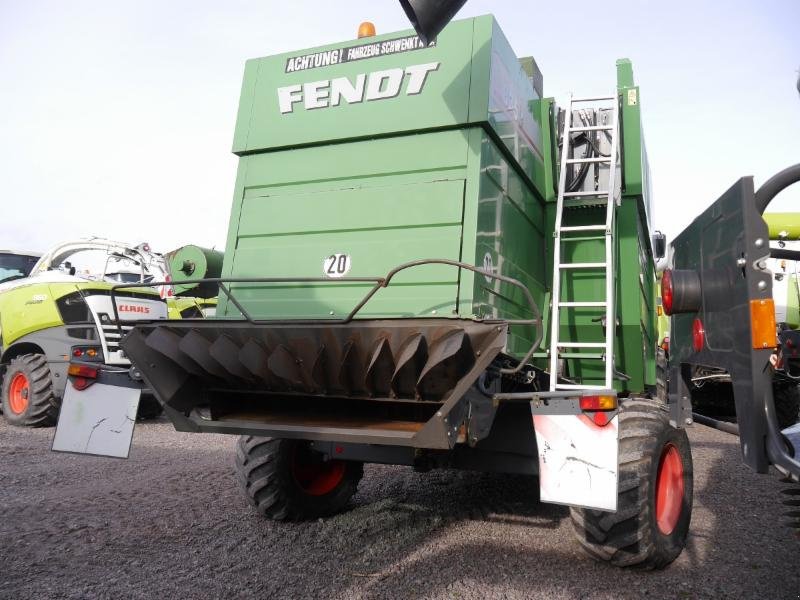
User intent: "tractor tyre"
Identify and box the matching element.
[570,398,693,569]
[1,354,60,427]
[655,347,668,403]
[136,394,164,421]
[774,381,800,430]
[235,436,363,521]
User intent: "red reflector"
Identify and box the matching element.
[579,395,617,411]
[68,364,98,379]
[71,377,94,391]
[592,411,611,427]
[661,270,674,316]
[692,318,705,352]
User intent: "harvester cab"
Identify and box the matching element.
[0,250,41,284]
[114,4,701,569]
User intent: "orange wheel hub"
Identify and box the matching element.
[655,443,684,535]
[291,444,346,496]
[8,372,30,415]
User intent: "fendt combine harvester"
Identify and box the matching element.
[112,1,800,568]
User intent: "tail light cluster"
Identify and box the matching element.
[71,346,102,360]
[68,363,99,391]
[580,394,617,427]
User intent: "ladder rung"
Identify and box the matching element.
[555,383,610,390]
[557,342,607,348]
[566,157,611,164]
[558,262,606,269]
[560,225,607,232]
[559,301,607,307]
[570,125,614,132]
[572,96,615,103]
[559,353,605,359]
[563,190,609,197]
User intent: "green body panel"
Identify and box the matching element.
[0,281,70,346]
[765,213,800,240]
[219,16,656,392]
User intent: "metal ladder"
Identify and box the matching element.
[548,94,620,391]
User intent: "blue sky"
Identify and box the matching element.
[1,0,798,254]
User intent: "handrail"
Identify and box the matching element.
[110,258,543,374]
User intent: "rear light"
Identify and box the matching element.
[660,336,670,353]
[661,269,701,315]
[70,346,102,361]
[68,364,98,379]
[68,364,99,391]
[692,318,705,352]
[580,395,617,411]
[661,270,674,315]
[580,395,617,427]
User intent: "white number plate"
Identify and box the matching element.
[52,383,141,459]
[532,413,619,512]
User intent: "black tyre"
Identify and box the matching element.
[774,381,800,430]
[570,398,693,568]
[655,347,667,403]
[1,354,60,427]
[235,436,363,521]
[136,394,164,420]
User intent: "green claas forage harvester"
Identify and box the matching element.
[117,4,781,568]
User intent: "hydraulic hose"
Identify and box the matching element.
[755,163,800,215]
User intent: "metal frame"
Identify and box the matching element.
[110,258,543,375]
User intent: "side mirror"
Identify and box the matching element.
[653,230,667,260]
[398,0,467,45]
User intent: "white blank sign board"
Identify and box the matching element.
[52,383,140,458]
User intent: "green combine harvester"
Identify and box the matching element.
[111,0,800,568]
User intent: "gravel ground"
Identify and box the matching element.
[1,418,799,600]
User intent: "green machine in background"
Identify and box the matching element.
[121,8,694,570]
[164,245,224,300]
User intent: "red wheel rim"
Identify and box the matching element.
[655,443,685,535]
[8,372,30,415]
[291,444,346,496]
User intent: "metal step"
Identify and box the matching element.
[563,190,609,197]
[565,157,611,164]
[572,96,615,102]
[570,125,614,132]
[557,342,606,348]
[557,262,606,269]
[558,301,607,307]
[559,225,607,232]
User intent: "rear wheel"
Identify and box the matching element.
[235,436,363,520]
[1,354,60,427]
[570,398,693,568]
[136,394,164,420]
[774,381,800,430]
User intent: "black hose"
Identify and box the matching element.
[692,412,740,436]
[755,163,800,215]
